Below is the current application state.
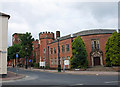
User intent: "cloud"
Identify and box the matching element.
[0,1,118,46]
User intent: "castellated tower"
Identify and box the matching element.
[39,32,55,67]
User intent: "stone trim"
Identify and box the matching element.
[91,50,103,66]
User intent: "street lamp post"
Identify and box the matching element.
[25,48,28,69]
[57,37,61,72]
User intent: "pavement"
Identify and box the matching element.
[0,71,25,81]
[18,67,119,76]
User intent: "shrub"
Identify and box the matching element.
[105,32,120,66]
[33,63,39,68]
[70,36,88,69]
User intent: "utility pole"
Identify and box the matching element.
[57,37,61,72]
[25,48,28,69]
[16,53,18,76]
[63,57,65,72]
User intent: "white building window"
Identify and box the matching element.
[67,56,70,60]
[54,58,57,65]
[49,40,51,43]
[50,48,53,54]
[91,39,100,51]
[54,47,56,54]
[51,58,53,65]
[43,48,45,53]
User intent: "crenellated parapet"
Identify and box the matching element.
[39,31,54,40]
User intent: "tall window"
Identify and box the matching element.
[43,48,45,53]
[62,45,65,53]
[97,40,99,49]
[54,47,56,54]
[91,40,100,50]
[58,46,60,53]
[54,58,57,65]
[66,44,69,52]
[67,56,70,60]
[51,58,53,65]
[49,40,51,43]
[50,48,53,54]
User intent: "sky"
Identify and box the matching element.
[0,0,119,46]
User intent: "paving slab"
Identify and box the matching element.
[0,71,25,81]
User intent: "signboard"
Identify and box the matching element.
[40,62,45,66]
[64,60,70,65]
[29,59,31,62]
[16,53,18,58]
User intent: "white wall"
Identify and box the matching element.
[0,16,8,75]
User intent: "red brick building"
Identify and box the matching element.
[32,39,40,63]
[12,33,23,45]
[11,33,40,66]
[11,29,116,69]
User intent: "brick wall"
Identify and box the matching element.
[81,34,112,66]
[48,38,73,69]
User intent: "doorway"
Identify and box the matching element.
[94,57,100,66]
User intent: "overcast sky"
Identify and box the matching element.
[0,0,118,46]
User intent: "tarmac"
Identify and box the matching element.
[1,67,119,81]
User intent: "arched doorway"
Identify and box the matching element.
[91,51,103,66]
[94,57,100,66]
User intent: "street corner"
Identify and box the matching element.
[1,71,26,82]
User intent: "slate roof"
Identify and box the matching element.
[73,29,116,37]
[49,29,116,44]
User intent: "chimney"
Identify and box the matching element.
[56,31,60,39]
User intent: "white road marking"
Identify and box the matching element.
[75,84,84,85]
[105,81,120,84]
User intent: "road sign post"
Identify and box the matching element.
[16,53,19,76]
[63,57,65,72]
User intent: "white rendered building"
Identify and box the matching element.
[0,12,10,77]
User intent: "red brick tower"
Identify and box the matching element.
[32,39,40,63]
[39,32,54,67]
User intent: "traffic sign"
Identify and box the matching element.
[29,59,31,62]
[16,53,18,58]
[64,60,70,65]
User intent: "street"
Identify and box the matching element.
[2,68,119,86]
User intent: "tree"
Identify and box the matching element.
[19,32,34,58]
[7,44,21,60]
[70,36,88,69]
[105,32,120,66]
[7,44,21,66]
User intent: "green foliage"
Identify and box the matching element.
[105,32,120,66]
[7,32,34,63]
[45,66,50,69]
[19,32,34,58]
[70,36,88,69]
[7,44,21,60]
[33,62,39,68]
